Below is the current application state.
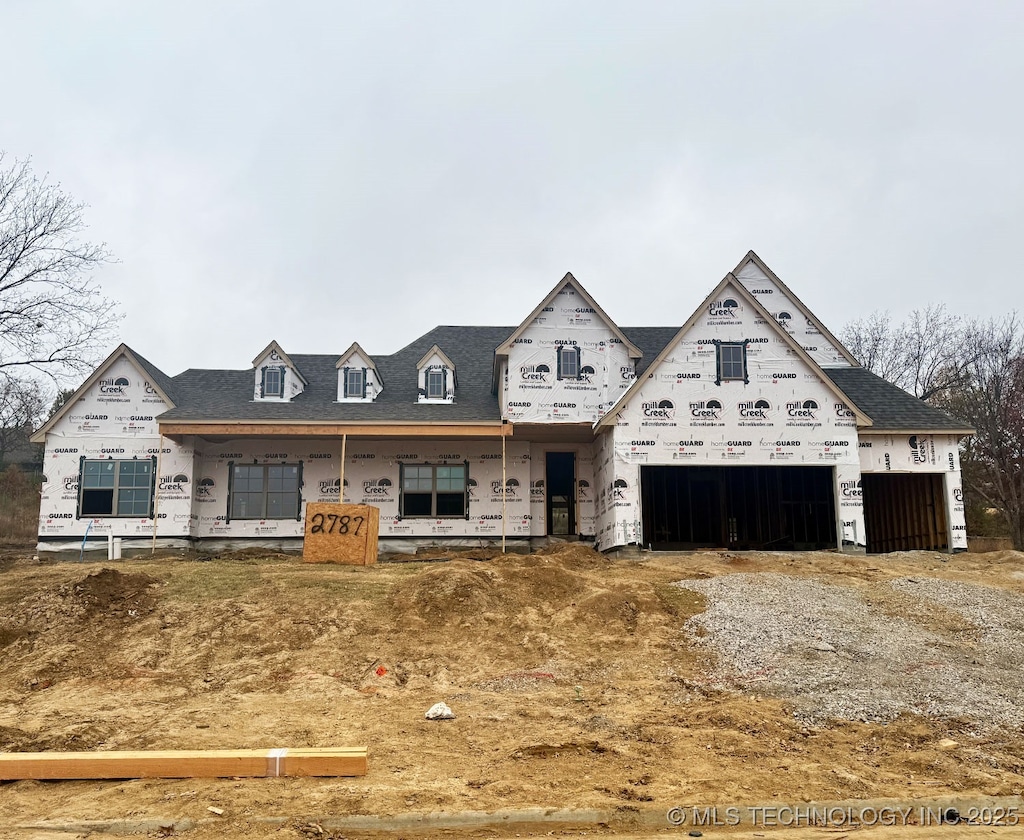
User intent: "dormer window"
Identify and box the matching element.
[416,344,457,403]
[343,367,366,399]
[426,368,446,400]
[262,366,285,398]
[252,341,306,402]
[336,342,381,402]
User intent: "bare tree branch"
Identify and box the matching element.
[0,153,120,386]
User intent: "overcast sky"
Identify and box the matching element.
[4,1,1022,379]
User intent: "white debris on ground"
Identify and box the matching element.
[676,573,1024,730]
[425,701,456,720]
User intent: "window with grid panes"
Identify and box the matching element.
[400,463,467,517]
[229,463,301,519]
[78,459,155,517]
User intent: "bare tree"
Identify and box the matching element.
[0,153,119,384]
[841,304,976,401]
[938,317,1024,549]
[0,374,45,464]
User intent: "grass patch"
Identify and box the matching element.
[654,582,707,621]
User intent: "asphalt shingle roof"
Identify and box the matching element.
[148,324,970,434]
[823,367,972,433]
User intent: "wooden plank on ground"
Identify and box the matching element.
[0,747,367,780]
[303,503,379,565]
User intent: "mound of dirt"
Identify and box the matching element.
[67,568,158,617]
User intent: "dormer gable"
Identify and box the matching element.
[416,345,456,403]
[335,342,383,402]
[252,341,307,402]
[493,271,642,392]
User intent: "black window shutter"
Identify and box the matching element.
[226,461,235,523]
[342,367,349,397]
[361,368,367,399]
[149,455,158,520]
[442,368,448,398]
[556,344,564,380]
[278,366,286,395]
[259,369,266,398]
[295,460,304,520]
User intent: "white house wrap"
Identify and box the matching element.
[33,252,973,556]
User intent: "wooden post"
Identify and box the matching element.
[340,434,347,502]
[151,434,166,555]
[501,431,506,554]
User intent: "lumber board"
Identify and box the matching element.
[0,747,367,780]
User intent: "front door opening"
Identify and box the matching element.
[546,452,576,536]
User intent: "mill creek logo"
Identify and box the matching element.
[620,367,637,380]
[689,399,723,420]
[491,478,519,498]
[738,399,771,420]
[530,479,544,501]
[841,479,863,499]
[773,310,793,327]
[159,474,189,492]
[577,479,590,498]
[362,477,393,496]
[318,477,347,496]
[99,376,130,394]
[786,399,819,419]
[196,477,215,499]
[642,399,675,419]
[909,435,931,465]
[708,298,740,317]
[520,364,550,382]
[835,403,856,421]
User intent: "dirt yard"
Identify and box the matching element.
[0,545,1022,839]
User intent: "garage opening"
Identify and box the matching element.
[640,465,837,550]
[861,473,947,554]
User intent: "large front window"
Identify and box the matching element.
[78,458,155,517]
[229,463,302,520]
[400,463,468,517]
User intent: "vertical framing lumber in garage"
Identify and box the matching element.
[862,473,948,553]
[340,434,347,500]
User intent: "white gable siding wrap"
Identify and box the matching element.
[503,284,634,423]
[735,260,852,368]
[38,357,195,542]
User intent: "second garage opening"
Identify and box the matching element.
[640,465,837,551]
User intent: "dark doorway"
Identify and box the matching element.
[546,452,576,536]
[641,465,837,550]
[861,473,947,553]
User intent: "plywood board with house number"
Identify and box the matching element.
[303,503,379,564]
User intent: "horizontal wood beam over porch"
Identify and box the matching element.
[158,420,514,441]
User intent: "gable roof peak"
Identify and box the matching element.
[252,340,308,384]
[496,271,642,359]
[30,343,176,443]
[731,251,860,367]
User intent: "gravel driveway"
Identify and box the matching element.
[677,572,1024,731]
